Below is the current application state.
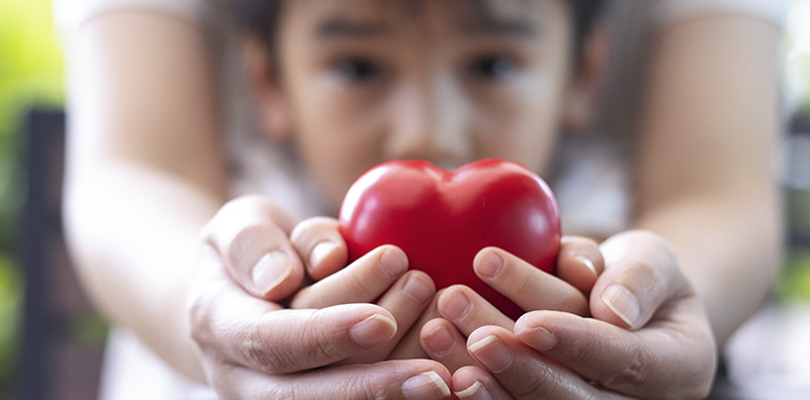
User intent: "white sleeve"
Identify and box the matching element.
[54,0,221,41]
[653,0,790,29]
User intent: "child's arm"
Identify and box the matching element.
[64,11,452,398]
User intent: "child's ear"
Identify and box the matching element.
[564,23,609,132]
[242,35,293,141]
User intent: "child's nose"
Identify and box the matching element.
[384,77,473,167]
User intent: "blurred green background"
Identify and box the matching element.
[0,0,64,397]
[0,0,809,398]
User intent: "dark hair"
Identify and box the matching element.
[234,0,607,65]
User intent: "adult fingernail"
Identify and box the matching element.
[350,314,397,347]
[310,241,338,268]
[403,274,433,303]
[440,291,471,322]
[574,255,597,277]
[477,250,504,279]
[252,251,294,296]
[380,248,408,276]
[422,325,453,356]
[454,381,493,400]
[602,284,640,328]
[402,371,451,400]
[469,335,512,373]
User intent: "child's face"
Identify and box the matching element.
[252,0,588,210]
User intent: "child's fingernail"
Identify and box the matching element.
[402,371,451,400]
[523,326,558,351]
[440,291,471,322]
[422,325,454,356]
[602,284,640,328]
[477,250,504,279]
[454,380,492,400]
[403,274,433,303]
[252,251,294,296]
[469,335,512,373]
[350,314,397,347]
[574,255,597,277]
[309,241,338,268]
[380,248,408,276]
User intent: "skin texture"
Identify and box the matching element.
[62,0,781,399]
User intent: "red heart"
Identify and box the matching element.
[338,159,561,320]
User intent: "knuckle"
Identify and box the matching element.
[351,271,379,299]
[510,361,560,398]
[303,309,351,363]
[239,324,288,372]
[603,344,655,390]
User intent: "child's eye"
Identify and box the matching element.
[333,57,384,83]
[467,55,518,81]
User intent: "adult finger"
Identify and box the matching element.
[462,326,632,400]
[556,236,604,295]
[473,247,589,316]
[190,244,399,374]
[290,217,348,280]
[420,318,476,373]
[202,195,304,301]
[514,308,716,399]
[591,230,692,329]
[290,245,409,309]
[341,271,437,364]
[207,360,453,400]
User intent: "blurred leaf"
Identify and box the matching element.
[775,248,810,302]
[0,254,22,392]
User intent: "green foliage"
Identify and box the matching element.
[776,248,810,302]
[0,0,66,395]
[0,0,65,250]
[0,254,22,397]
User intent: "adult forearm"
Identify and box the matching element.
[635,15,784,346]
[634,197,782,345]
[63,161,225,381]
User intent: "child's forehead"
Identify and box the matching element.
[284,0,561,37]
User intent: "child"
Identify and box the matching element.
[59,0,783,399]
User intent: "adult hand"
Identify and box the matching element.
[187,195,452,399]
[448,230,717,400]
[419,236,605,372]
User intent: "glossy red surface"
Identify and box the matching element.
[338,159,561,319]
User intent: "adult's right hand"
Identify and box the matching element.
[187,196,452,399]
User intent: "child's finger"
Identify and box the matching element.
[339,271,436,364]
[388,290,442,360]
[190,244,399,374]
[462,326,613,400]
[556,236,603,295]
[290,217,348,281]
[289,245,408,309]
[473,247,589,316]
[436,285,515,336]
[419,318,477,373]
[202,195,305,301]
[591,230,692,330]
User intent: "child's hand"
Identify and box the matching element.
[446,230,717,399]
[288,217,438,364]
[415,236,605,371]
[187,196,452,399]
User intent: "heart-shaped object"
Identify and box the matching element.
[338,159,561,319]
